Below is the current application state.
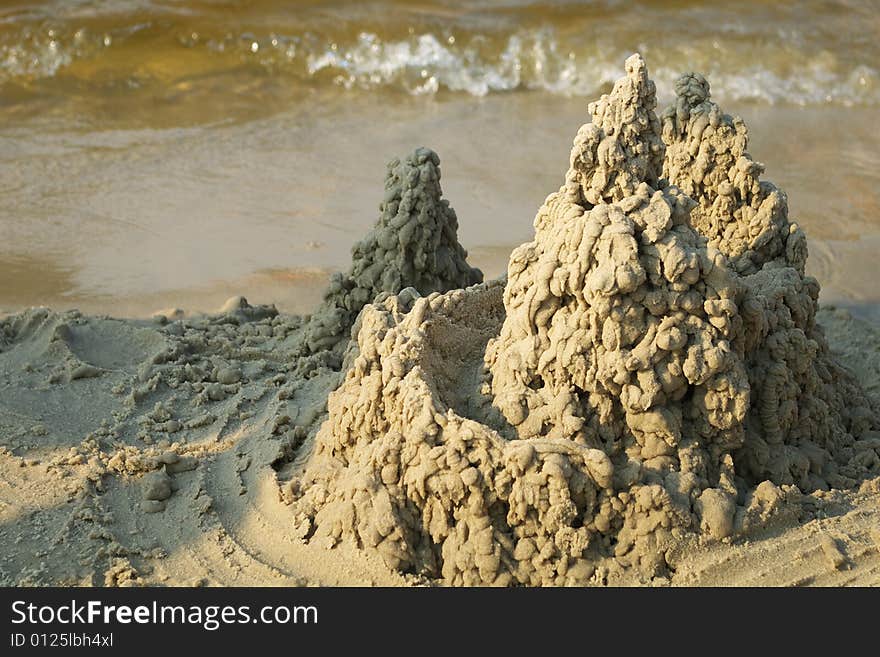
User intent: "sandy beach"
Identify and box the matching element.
[2,1,879,587]
[1,299,878,587]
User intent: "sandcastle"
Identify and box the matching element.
[287,55,880,585]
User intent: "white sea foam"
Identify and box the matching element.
[1,22,877,106]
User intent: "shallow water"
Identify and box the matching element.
[4,0,879,103]
[1,1,879,320]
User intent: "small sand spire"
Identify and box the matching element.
[564,53,664,206]
[661,71,806,275]
[304,147,482,357]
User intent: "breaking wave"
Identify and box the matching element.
[1,1,878,106]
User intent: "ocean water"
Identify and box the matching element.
[1,0,879,318]
[3,0,879,104]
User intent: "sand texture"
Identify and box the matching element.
[288,55,880,585]
[2,55,879,587]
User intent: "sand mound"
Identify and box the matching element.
[302,147,482,361]
[289,54,880,585]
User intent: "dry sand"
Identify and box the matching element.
[2,56,880,588]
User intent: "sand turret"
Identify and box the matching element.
[304,147,482,358]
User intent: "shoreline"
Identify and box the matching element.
[4,235,880,325]
[3,93,880,323]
